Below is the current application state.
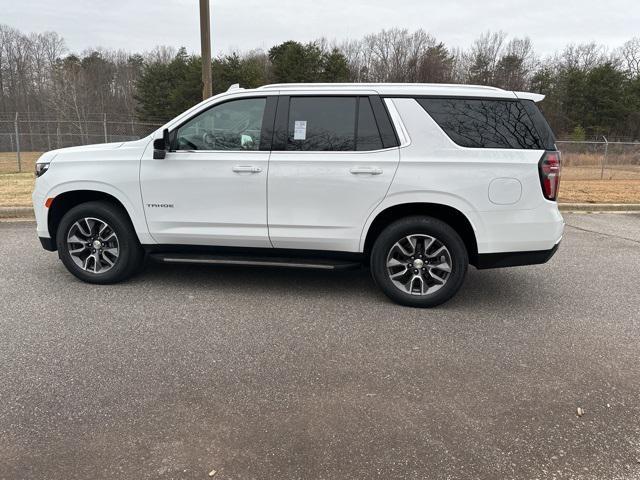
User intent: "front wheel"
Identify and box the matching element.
[56,201,144,284]
[370,216,468,307]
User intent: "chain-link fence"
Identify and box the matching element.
[556,140,640,181]
[1,113,639,179]
[0,112,163,174]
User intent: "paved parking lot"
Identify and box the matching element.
[1,213,639,480]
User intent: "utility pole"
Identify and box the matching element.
[199,0,213,99]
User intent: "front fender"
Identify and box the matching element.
[44,181,153,244]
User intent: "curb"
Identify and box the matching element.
[0,206,34,219]
[2,204,640,220]
[559,203,640,212]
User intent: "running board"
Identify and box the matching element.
[149,253,362,271]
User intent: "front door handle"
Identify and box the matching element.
[350,167,383,175]
[232,165,262,173]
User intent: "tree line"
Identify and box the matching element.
[1,24,640,141]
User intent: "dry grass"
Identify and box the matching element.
[0,173,34,207]
[0,152,42,174]
[1,151,639,208]
[562,165,640,181]
[560,149,640,180]
[3,172,639,209]
[559,180,640,204]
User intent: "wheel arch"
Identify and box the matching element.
[362,202,479,265]
[47,190,141,250]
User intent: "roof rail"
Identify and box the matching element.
[257,83,505,92]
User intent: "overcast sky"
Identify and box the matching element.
[3,0,639,56]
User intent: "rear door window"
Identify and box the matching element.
[417,98,548,150]
[286,97,385,152]
[356,98,384,151]
[287,97,356,151]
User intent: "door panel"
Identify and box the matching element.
[268,148,400,251]
[267,94,400,252]
[140,95,274,247]
[141,151,270,247]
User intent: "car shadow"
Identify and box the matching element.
[129,259,543,310]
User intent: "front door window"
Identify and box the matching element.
[175,98,267,151]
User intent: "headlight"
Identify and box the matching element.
[35,163,50,177]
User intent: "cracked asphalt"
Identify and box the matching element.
[1,213,639,480]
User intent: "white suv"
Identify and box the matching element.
[32,83,564,307]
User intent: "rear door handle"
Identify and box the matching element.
[232,165,262,173]
[350,167,383,175]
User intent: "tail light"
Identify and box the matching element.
[538,151,561,201]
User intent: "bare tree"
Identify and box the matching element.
[341,28,435,82]
[619,37,640,77]
[464,31,507,85]
[144,45,177,65]
[553,42,607,71]
[493,38,537,90]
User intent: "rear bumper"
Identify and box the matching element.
[475,241,560,270]
[471,203,565,254]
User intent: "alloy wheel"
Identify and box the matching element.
[66,217,120,274]
[386,234,452,296]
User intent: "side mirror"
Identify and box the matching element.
[153,129,170,159]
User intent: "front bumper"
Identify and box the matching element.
[39,236,56,251]
[32,186,51,240]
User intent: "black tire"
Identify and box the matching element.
[56,201,144,284]
[370,216,468,307]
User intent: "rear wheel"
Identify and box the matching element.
[371,216,468,307]
[56,201,144,284]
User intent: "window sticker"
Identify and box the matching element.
[294,120,307,140]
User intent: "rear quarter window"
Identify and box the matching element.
[417,98,551,150]
[521,100,556,150]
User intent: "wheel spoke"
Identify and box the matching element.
[390,267,408,279]
[427,267,447,284]
[430,261,451,273]
[100,231,116,242]
[427,245,447,259]
[73,221,90,238]
[387,257,404,267]
[92,253,101,273]
[84,218,95,236]
[395,236,416,257]
[410,275,426,295]
[68,234,86,244]
[101,252,115,267]
[69,244,87,254]
[421,236,435,254]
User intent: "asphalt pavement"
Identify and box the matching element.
[1,213,639,480]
